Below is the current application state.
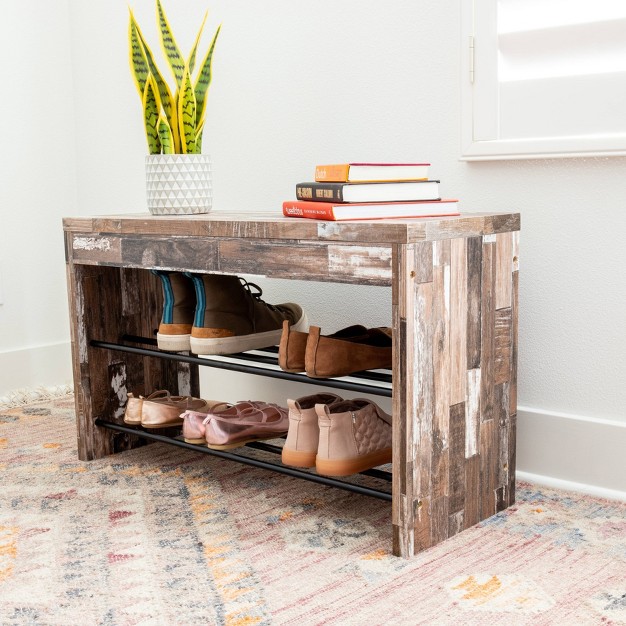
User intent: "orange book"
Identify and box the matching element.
[282,199,460,221]
[314,162,430,182]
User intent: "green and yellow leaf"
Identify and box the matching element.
[157,0,185,88]
[128,12,149,98]
[178,66,197,154]
[187,11,208,75]
[143,75,161,154]
[195,118,205,153]
[194,24,221,127]
[132,12,180,152]
[158,115,174,154]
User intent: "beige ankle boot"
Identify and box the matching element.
[281,393,343,468]
[315,399,392,476]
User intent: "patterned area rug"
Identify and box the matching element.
[0,396,624,626]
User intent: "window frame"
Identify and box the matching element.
[460,0,626,161]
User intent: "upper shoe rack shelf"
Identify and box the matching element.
[63,210,520,558]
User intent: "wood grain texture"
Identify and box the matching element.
[219,239,330,279]
[494,308,513,385]
[466,236,482,369]
[465,368,481,458]
[496,232,513,309]
[66,263,199,461]
[496,382,511,511]
[392,243,418,557]
[450,238,467,405]
[431,240,451,507]
[64,212,520,557]
[480,238,496,424]
[63,211,520,245]
[67,264,124,460]
[415,279,434,531]
[509,415,518,503]
[69,234,393,286]
[464,454,481,528]
[390,227,519,556]
[479,418,498,520]
[448,402,466,515]
[325,244,392,283]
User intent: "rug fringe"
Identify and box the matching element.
[0,385,74,409]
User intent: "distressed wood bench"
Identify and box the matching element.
[63,210,520,557]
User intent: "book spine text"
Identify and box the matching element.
[282,201,336,220]
[296,183,344,202]
[314,164,350,182]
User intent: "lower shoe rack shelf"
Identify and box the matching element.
[90,335,393,502]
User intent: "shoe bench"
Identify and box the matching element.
[63,210,520,558]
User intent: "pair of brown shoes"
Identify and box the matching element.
[123,390,222,429]
[279,321,392,378]
[154,272,307,355]
[181,401,289,449]
[281,393,392,476]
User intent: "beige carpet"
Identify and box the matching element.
[0,395,624,626]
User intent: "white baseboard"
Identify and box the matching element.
[0,341,72,397]
[516,471,626,502]
[516,405,626,497]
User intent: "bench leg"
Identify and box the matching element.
[65,259,199,461]
[392,232,518,557]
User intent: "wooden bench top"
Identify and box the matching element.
[63,211,520,244]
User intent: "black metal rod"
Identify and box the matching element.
[90,340,392,397]
[119,334,393,384]
[95,419,392,501]
[122,334,158,346]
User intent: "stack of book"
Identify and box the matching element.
[282,162,460,221]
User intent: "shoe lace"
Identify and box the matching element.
[239,277,279,312]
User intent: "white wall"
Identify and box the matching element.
[0,0,76,393]
[4,0,625,494]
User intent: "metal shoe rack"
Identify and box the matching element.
[91,334,393,501]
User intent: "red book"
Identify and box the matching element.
[282,199,460,221]
[315,162,430,182]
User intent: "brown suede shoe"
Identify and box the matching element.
[188,274,308,355]
[200,401,289,450]
[305,325,392,378]
[281,393,343,468]
[153,271,196,352]
[278,321,309,373]
[315,399,392,476]
[278,321,369,373]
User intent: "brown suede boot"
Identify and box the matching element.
[278,321,369,373]
[153,271,196,351]
[281,392,343,468]
[315,399,392,476]
[305,326,392,378]
[188,274,307,355]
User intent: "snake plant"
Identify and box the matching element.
[129,0,221,154]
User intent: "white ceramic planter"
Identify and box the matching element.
[145,154,213,215]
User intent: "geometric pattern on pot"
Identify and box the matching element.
[145,153,213,215]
